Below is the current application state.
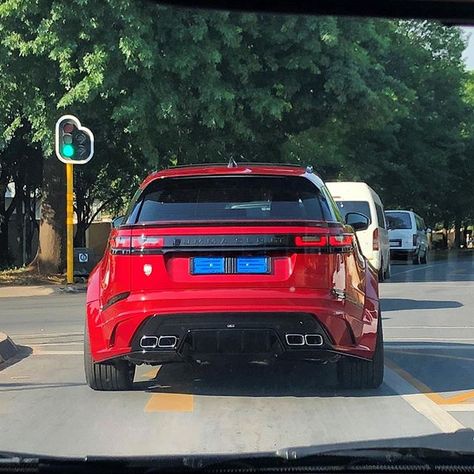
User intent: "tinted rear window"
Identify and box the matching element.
[127,176,333,224]
[386,212,412,230]
[335,201,372,223]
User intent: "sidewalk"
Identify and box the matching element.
[0,284,87,298]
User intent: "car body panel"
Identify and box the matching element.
[385,210,429,259]
[86,166,380,366]
[326,182,390,275]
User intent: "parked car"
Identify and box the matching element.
[84,164,383,391]
[385,210,429,264]
[326,182,391,282]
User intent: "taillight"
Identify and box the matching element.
[295,235,328,247]
[295,234,352,248]
[413,234,418,246]
[373,228,380,251]
[329,235,353,247]
[110,235,131,254]
[131,235,164,250]
[110,234,164,254]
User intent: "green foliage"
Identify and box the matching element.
[0,1,472,237]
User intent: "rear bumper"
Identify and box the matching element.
[87,288,379,364]
[390,247,417,259]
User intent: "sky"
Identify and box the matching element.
[462,27,474,70]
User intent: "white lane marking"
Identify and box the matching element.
[10,332,83,338]
[29,341,83,346]
[384,367,465,432]
[386,338,474,342]
[32,349,83,355]
[444,404,474,412]
[386,344,474,350]
[389,263,440,277]
[386,327,474,329]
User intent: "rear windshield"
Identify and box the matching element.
[334,201,372,223]
[385,212,412,230]
[126,176,333,224]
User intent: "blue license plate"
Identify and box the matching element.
[236,257,269,274]
[192,257,225,274]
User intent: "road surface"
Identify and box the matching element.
[1,252,474,457]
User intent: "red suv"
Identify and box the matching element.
[84,164,383,390]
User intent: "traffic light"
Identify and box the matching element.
[55,115,94,164]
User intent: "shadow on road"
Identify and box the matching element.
[132,340,474,398]
[382,298,463,311]
[0,345,32,372]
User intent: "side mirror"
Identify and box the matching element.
[112,215,125,229]
[345,212,370,232]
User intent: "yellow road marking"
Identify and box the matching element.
[384,366,465,432]
[144,368,159,379]
[143,366,194,412]
[386,359,474,405]
[145,393,194,412]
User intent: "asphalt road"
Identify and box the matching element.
[1,252,474,457]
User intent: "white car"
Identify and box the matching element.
[326,181,391,281]
[385,210,429,264]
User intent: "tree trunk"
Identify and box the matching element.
[454,219,462,249]
[32,158,66,274]
[15,180,24,265]
[74,220,87,248]
[23,187,34,263]
[0,219,9,267]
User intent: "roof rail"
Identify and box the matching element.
[166,161,311,170]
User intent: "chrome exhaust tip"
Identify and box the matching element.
[140,336,158,349]
[285,334,305,346]
[157,335,178,348]
[305,334,323,346]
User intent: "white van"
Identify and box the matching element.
[326,182,391,281]
[385,210,429,264]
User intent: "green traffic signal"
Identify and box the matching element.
[62,144,75,158]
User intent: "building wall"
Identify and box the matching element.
[86,222,111,259]
[6,220,111,267]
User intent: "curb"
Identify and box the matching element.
[57,284,87,294]
[0,332,18,364]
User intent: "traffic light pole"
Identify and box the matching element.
[66,163,74,284]
[55,114,94,284]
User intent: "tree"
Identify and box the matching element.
[0,1,472,267]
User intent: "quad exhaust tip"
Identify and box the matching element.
[305,334,323,346]
[140,335,178,349]
[285,334,305,346]
[285,333,323,346]
[158,335,178,348]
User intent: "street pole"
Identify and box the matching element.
[66,163,74,284]
[55,115,94,284]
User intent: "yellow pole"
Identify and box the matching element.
[66,163,74,284]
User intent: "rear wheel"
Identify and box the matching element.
[337,316,384,389]
[84,324,135,391]
[412,250,421,265]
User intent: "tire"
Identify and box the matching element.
[337,316,384,389]
[412,250,421,265]
[420,250,428,264]
[378,261,385,283]
[385,262,391,280]
[84,324,135,391]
